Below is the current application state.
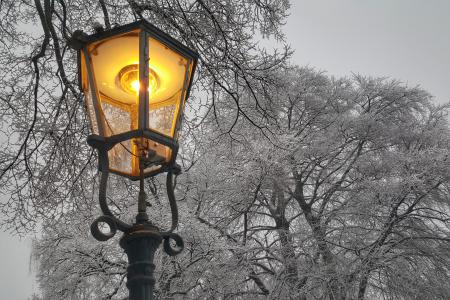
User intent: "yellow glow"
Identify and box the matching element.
[131,80,140,93]
[118,64,159,95]
[83,30,195,177]
[128,80,155,95]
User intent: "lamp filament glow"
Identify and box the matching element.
[131,80,140,93]
[118,64,159,95]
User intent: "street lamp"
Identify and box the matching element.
[69,20,198,300]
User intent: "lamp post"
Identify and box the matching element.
[69,20,198,300]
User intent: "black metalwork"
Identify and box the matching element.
[88,134,184,300]
[69,20,198,300]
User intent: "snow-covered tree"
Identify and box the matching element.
[184,68,450,299]
[32,67,450,299]
[1,1,449,299]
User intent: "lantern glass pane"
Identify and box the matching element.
[85,29,143,176]
[101,101,131,136]
[88,29,140,137]
[108,141,132,174]
[147,36,193,138]
[148,105,175,136]
[136,139,172,173]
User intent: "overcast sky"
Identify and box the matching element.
[285,0,450,103]
[1,1,449,299]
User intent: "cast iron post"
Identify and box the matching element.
[120,224,162,300]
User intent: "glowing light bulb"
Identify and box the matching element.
[118,64,159,96]
[131,80,140,93]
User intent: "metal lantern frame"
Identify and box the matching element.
[75,20,198,180]
[69,20,199,300]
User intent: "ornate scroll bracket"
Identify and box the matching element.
[88,134,184,256]
[90,216,184,256]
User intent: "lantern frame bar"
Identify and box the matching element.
[173,59,192,139]
[138,29,150,130]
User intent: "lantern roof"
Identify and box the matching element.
[83,20,199,60]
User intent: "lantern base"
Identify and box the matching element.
[87,130,180,180]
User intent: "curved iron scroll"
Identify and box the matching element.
[162,232,184,256]
[97,151,132,232]
[162,170,179,234]
[89,145,184,256]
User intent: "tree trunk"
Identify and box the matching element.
[294,185,344,300]
[357,271,369,300]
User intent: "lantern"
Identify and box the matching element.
[76,20,198,179]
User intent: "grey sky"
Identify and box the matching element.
[1,1,450,299]
[285,0,450,103]
[0,230,36,299]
